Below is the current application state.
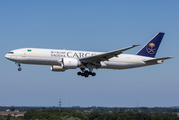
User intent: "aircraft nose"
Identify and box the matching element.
[5,54,8,59]
[5,54,11,60]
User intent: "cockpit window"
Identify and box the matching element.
[9,52,14,54]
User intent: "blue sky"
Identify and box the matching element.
[0,1,178,107]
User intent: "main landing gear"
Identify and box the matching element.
[77,68,96,78]
[16,63,22,71]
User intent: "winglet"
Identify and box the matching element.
[136,32,164,58]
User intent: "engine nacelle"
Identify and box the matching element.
[63,58,80,69]
[51,65,66,72]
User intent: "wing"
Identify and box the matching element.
[80,44,140,65]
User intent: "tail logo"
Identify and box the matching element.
[146,43,156,54]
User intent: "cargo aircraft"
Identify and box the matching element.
[5,32,172,77]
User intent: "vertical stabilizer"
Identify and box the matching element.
[136,32,164,58]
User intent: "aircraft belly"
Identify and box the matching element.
[103,61,145,69]
[14,57,60,65]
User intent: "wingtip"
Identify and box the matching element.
[133,44,141,47]
[168,57,174,59]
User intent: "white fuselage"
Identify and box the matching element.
[5,48,160,70]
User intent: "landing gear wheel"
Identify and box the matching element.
[18,68,22,71]
[92,72,96,76]
[84,70,88,73]
[88,71,92,75]
[84,74,89,78]
[16,63,22,71]
[77,72,81,75]
[81,73,84,76]
[84,71,89,78]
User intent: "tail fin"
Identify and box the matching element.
[136,32,164,58]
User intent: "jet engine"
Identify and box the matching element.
[51,58,80,72]
[62,58,80,69]
[51,65,66,72]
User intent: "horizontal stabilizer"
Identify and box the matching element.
[144,57,173,62]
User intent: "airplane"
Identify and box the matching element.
[5,32,173,77]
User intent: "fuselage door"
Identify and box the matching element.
[22,50,27,57]
[22,52,26,57]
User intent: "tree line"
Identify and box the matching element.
[0,108,179,120]
[1,106,179,114]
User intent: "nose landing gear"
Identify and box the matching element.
[18,68,22,71]
[16,63,22,71]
